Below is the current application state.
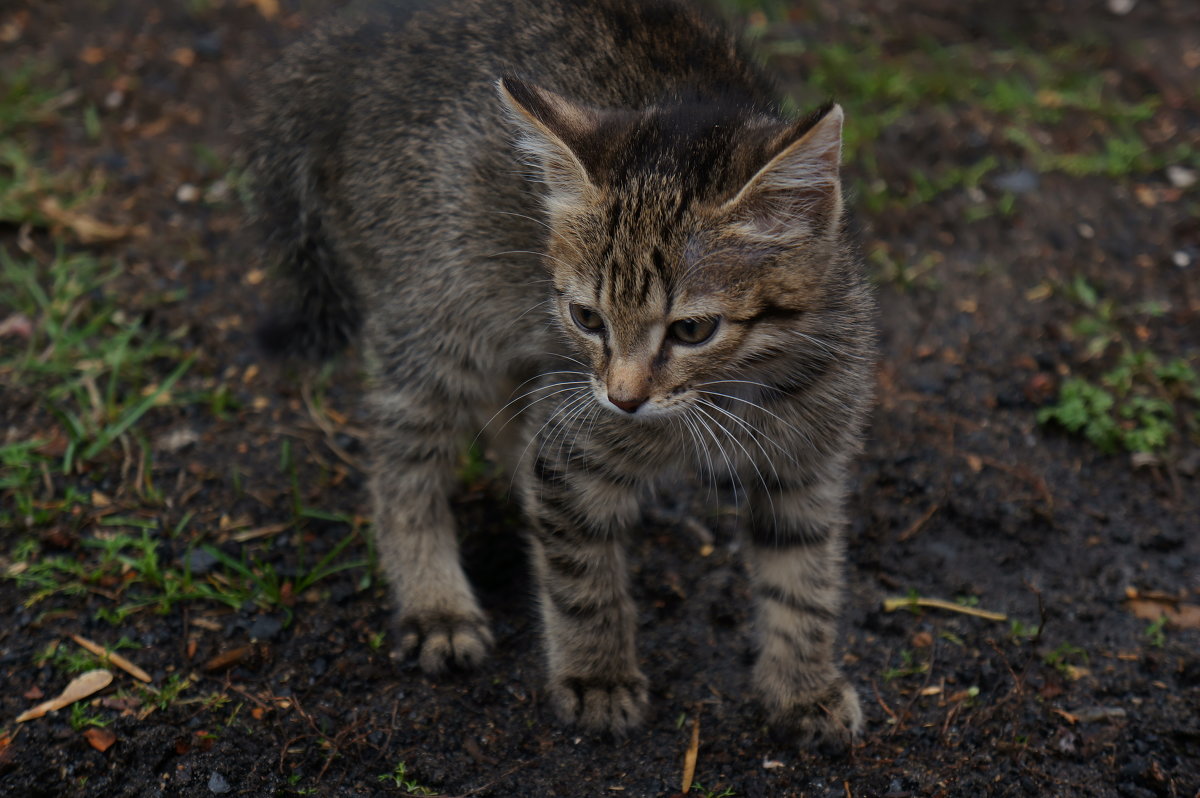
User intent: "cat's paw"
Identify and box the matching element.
[392,611,493,673]
[547,673,649,736]
[767,678,863,756]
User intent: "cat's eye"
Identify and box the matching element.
[569,302,605,333]
[668,316,720,345]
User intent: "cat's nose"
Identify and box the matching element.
[609,395,647,413]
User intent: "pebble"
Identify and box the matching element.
[176,183,201,203]
[248,614,283,641]
[185,548,219,576]
[1166,164,1197,189]
[208,771,231,794]
[992,169,1038,194]
[1172,250,1191,268]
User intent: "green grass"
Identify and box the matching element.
[1037,279,1199,455]
[377,761,437,795]
[751,28,1193,214]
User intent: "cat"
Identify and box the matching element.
[246,0,875,750]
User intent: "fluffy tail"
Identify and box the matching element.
[244,24,364,360]
[254,220,360,359]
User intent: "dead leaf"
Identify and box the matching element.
[83,727,117,752]
[0,313,33,339]
[1125,598,1200,629]
[244,0,280,19]
[16,669,113,722]
[38,198,142,244]
[681,714,700,794]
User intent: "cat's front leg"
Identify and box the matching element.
[521,451,648,735]
[370,391,492,673]
[745,477,863,752]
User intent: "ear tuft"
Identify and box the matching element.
[723,103,845,243]
[497,76,599,213]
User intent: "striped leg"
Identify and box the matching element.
[745,477,862,751]
[370,387,492,673]
[522,452,648,735]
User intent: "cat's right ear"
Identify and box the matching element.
[497,76,600,213]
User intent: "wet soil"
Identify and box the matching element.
[1,1,1197,796]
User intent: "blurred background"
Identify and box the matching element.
[1,1,1197,796]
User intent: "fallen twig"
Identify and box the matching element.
[897,503,939,542]
[72,634,152,683]
[882,596,1007,621]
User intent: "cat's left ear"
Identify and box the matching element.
[497,76,604,214]
[723,104,844,243]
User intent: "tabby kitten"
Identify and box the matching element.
[247,0,874,749]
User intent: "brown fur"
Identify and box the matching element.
[246,0,875,750]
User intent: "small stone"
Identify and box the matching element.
[176,183,200,203]
[185,548,219,576]
[104,90,124,110]
[208,771,231,794]
[1173,250,1191,268]
[1076,222,1095,239]
[992,169,1039,194]
[248,614,283,641]
[1166,165,1197,189]
[1107,0,1137,14]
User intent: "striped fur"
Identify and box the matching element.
[247,0,875,750]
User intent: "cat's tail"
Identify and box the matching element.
[254,221,360,360]
[243,25,363,360]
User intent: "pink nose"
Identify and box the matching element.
[609,395,647,413]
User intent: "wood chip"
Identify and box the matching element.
[71,635,152,683]
[681,713,700,794]
[83,727,117,752]
[203,645,255,671]
[16,669,113,722]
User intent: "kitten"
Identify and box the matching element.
[247,0,875,749]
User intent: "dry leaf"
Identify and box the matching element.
[681,714,700,793]
[1125,598,1200,629]
[83,727,117,752]
[0,313,33,339]
[244,0,280,19]
[16,669,113,722]
[38,198,141,244]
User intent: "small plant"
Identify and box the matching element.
[882,648,929,682]
[1038,279,1199,455]
[68,702,109,731]
[35,641,103,675]
[1008,618,1042,642]
[1043,642,1089,676]
[691,784,736,798]
[377,761,437,795]
[139,673,192,712]
[1144,616,1167,648]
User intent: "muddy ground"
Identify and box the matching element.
[1,1,1198,796]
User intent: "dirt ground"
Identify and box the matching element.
[1,1,1198,796]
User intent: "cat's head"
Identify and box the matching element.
[499,76,852,419]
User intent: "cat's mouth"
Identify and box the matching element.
[591,381,693,419]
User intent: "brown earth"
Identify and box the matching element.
[1,1,1197,796]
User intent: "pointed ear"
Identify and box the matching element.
[497,76,601,214]
[722,104,845,243]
